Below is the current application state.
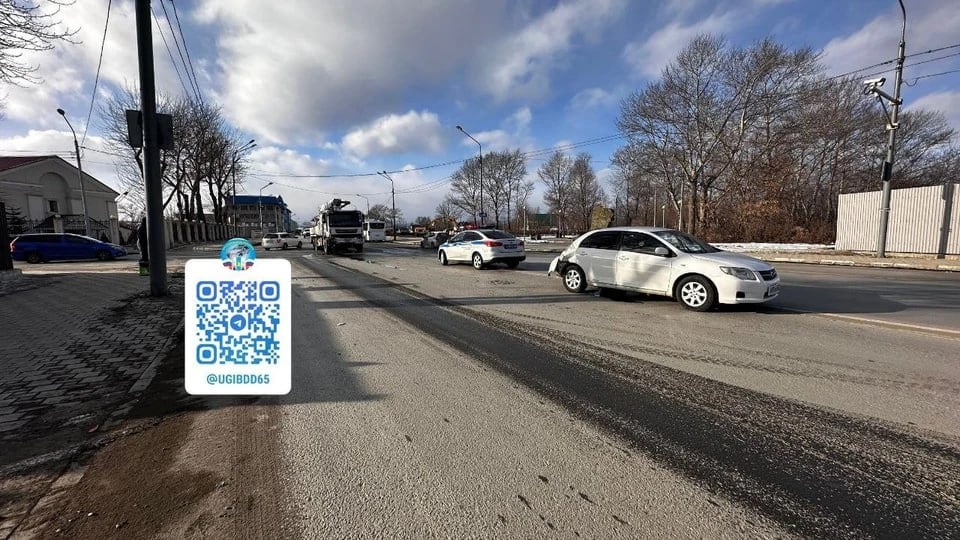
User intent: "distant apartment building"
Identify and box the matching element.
[225,195,294,233]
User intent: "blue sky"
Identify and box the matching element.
[1,0,958,224]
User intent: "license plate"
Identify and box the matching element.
[767,284,780,296]
[503,243,517,249]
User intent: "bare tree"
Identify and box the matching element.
[449,157,482,223]
[510,178,535,233]
[0,0,77,87]
[567,152,604,233]
[366,204,391,222]
[483,149,526,229]
[618,35,819,235]
[537,150,573,237]
[435,195,462,228]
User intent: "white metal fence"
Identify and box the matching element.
[836,183,959,255]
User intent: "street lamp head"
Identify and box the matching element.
[456,125,463,131]
[56,108,66,116]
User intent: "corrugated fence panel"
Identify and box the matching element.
[837,191,880,251]
[947,183,960,254]
[836,184,959,255]
[888,185,941,253]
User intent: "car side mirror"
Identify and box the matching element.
[654,247,670,257]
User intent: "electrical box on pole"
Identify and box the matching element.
[127,110,174,150]
[125,110,143,148]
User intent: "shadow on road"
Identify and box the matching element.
[767,284,907,315]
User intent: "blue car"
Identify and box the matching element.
[10,233,128,263]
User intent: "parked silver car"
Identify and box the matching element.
[548,227,780,311]
[421,231,450,249]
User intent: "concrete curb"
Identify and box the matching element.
[753,255,958,272]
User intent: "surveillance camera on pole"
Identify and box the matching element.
[864,77,901,107]
[872,0,907,259]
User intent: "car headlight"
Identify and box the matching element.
[720,266,758,280]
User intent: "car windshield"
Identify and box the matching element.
[481,231,515,240]
[652,230,720,253]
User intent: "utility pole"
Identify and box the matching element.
[377,171,397,241]
[875,0,906,258]
[230,139,256,236]
[135,0,166,296]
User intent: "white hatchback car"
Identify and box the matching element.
[548,227,780,311]
[438,229,526,269]
[261,232,302,250]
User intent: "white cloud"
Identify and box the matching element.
[194,1,509,145]
[341,110,445,158]
[507,107,532,131]
[476,0,627,101]
[467,107,536,152]
[1,0,186,130]
[569,87,617,110]
[622,11,738,79]
[909,91,960,132]
[820,1,960,78]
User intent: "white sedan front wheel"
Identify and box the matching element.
[562,265,586,293]
[677,276,716,312]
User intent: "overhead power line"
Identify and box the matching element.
[905,68,960,86]
[81,0,112,147]
[823,41,960,82]
[150,5,194,101]
[169,0,203,105]
[159,0,201,104]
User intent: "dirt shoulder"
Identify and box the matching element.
[15,333,291,540]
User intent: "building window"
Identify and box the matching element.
[48,200,59,213]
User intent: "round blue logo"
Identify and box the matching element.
[220,238,256,271]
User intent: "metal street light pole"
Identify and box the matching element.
[259,181,273,233]
[456,125,483,226]
[355,194,370,216]
[377,171,397,241]
[876,0,906,258]
[56,108,91,237]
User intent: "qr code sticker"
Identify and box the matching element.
[195,280,281,365]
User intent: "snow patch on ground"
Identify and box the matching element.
[714,243,834,253]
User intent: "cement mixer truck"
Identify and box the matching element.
[310,198,364,254]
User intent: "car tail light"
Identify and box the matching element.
[483,240,502,247]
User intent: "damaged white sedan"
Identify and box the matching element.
[547,227,780,312]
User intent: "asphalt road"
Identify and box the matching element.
[504,250,960,333]
[14,246,960,537]
[771,262,960,331]
[249,246,959,537]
